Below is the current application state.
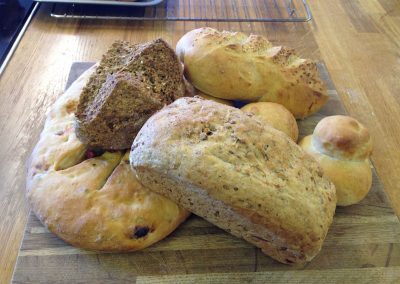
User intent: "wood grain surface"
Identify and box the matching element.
[0,0,399,283]
[11,62,400,283]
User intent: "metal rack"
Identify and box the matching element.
[46,0,312,22]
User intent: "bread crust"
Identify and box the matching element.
[130,97,336,264]
[241,102,298,141]
[176,28,328,118]
[299,136,372,206]
[26,65,189,251]
[312,115,373,160]
[299,116,373,206]
[75,40,186,150]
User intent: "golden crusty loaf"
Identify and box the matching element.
[26,65,189,251]
[299,115,373,206]
[130,97,336,264]
[176,28,328,118]
[241,102,298,141]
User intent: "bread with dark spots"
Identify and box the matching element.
[75,39,186,150]
[130,97,337,264]
[27,65,190,252]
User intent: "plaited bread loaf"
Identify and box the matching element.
[176,28,328,118]
[130,97,336,264]
[299,115,373,206]
[241,102,298,141]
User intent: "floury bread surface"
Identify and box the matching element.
[176,28,328,118]
[130,97,336,264]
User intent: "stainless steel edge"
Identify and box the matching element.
[303,0,313,21]
[49,0,313,22]
[35,0,164,7]
[0,2,40,77]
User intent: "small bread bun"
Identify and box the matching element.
[313,115,373,160]
[299,115,373,206]
[198,91,234,106]
[241,102,298,142]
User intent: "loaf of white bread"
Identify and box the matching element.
[130,97,336,264]
[299,115,373,206]
[176,28,328,118]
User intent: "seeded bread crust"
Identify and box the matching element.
[27,65,189,251]
[176,28,328,118]
[130,97,336,264]
[75,39,186,150]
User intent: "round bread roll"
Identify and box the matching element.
[299,115,373,206]
[26,65,189,251]
[241,102,298,141]
[176,27,328,118]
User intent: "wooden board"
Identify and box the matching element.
[12,63,400,283]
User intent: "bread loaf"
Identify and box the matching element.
[299,115,373,206]
[75,40,186,150]
[176,28,328,118]
[241,102,298,141]
[27,65,189,252]
[130,97,336,264]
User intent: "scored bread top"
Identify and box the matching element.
[176,27,328,118]
[131,97,337,263]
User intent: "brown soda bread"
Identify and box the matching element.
[75,39,186,150]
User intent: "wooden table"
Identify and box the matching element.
[0,1,399,283]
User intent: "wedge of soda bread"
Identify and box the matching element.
[75,39,186,150]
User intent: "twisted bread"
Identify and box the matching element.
[176,28,328,118]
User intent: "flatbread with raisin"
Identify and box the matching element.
[26,65,190,251]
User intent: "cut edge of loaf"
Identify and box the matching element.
[133,165,320,265]
[75,39,186,150]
